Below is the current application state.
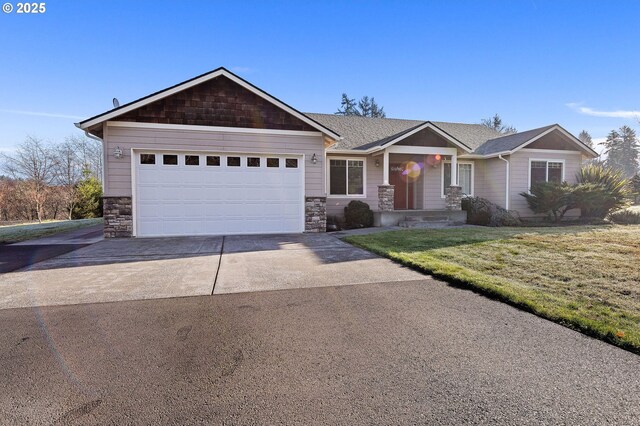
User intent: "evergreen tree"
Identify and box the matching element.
[336,94,386,118]
[603,126,639,177]
[480,114,517,134]
[336,93,358,116]
[578,130,593,148]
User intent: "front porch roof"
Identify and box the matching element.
[309,114,597,159]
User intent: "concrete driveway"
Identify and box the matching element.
[0,233,422,309]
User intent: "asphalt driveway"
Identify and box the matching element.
[0,224,103,274]
[1,280,638,424]
[0,233,422,309]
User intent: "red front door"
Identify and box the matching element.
[389,162,415,210]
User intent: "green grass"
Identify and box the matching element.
[344,225,640,353]
[0,218,102,244]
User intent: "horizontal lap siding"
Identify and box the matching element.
[423,159,446,209]
[475,157,507,208]
[326,154,380,217]
[104,124,325,197]
[509,151,583,217]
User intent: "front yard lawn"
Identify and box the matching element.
[0,218,102,244]
[345,226,640,353]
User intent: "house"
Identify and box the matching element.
[76,67,598,238]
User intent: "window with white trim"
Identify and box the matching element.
[442,162,474,196]
[329,159,365,196]
[530,160,563,186]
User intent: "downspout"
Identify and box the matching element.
[498,154,510,210]
[75,123,105,187]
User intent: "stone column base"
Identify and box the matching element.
[103,196,133,238]
[305,196,326,232]
[445,186,463,211]
[378,185,395,212]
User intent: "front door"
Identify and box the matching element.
[389,162,415,210]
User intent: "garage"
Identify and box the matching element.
[134,151,304,237]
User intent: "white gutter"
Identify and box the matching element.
[498,154,510,210]
[75,123,106,185]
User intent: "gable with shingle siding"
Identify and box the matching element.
[113,75,318,132]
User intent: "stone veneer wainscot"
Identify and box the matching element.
[305,196,327,232]
[103,196,133,238]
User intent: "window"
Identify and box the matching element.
[206,156,220,166]
[185,155,199,166]
[329,159,365,196]
[267,158,280,168]
[247,157,260,167]
[163,154,178,165]
[140,154,155,165]
[227,156,241,167]
[285,158,298,168]
[530,160,564,187]
[442,162,474,196]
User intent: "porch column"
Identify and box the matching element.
[378,149,394,212]
[382,149,390,184]
[450,152,458,186]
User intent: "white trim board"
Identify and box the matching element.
[78,68,341,140]
[107,121,324,137]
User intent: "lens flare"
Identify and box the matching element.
[399,161,423,182]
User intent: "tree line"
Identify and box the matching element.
[0,135,103,223]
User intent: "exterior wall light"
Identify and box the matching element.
[375,159,380,167]
[311,153,318,164]
[113,146,124,159]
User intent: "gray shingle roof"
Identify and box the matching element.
[430,121,503,151]
[472,125,557,155]
[306,113,504,152]
[303,114,583,157]
[305,113,424,150]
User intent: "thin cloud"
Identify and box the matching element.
[0,109,83,120]
[566,103,640,119]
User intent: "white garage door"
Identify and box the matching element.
[134,151,304,237]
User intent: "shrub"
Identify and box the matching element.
[520,182,573,222]
[344,200,373,228]
[574,164,630,218]
[72,175,103,219]
[461,196,521,227]
[608,209,640,225]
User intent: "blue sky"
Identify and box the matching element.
[1,0,639,154]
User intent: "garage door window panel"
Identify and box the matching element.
[285,158,298,168]
[247,157,261,167]
[140,154,156,165]
[206,156,220,166]
[185,155,199,166]
[163,154,178,165]
[267,158,280,168]
[227,156,241,167]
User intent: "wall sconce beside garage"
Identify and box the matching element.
[113,146,124,159]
